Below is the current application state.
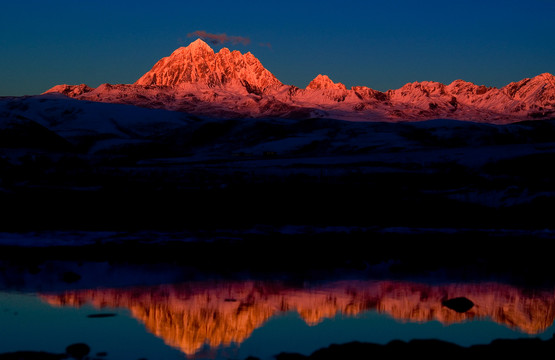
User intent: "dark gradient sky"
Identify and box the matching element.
[1,0,554,96]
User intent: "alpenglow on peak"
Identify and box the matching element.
[134,39,283,92]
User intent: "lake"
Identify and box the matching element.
[2,274,554,359]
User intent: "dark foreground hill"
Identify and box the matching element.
[2,95,555,230]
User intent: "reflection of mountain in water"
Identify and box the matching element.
[42,281,555,355]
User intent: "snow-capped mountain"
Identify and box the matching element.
[135,38,283,94]
[44,39,554,123]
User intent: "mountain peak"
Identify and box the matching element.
[171,38,214,57]
[306,74,347,91]
[187,38,214,51]
[134,40,282,91]
[502,72,555,104]
[535,72,554,80]
[532,72,555,87]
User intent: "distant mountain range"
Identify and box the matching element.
[45,38,554,123]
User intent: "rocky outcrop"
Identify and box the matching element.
[45,84,94,97]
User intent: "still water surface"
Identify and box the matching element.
[2,279,554,359]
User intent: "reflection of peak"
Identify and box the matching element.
[41,280,555,356]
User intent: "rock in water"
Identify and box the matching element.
[442,297,474,313]
[65,343,90,360]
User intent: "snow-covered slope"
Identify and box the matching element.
[0,94,196,153]
[43,39,555,123]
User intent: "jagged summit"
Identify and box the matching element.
[306,74,347,91]
[169,38,215,55]
[134,38,282,93]
[188,38,213,50]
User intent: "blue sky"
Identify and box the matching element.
[1,0,554,96]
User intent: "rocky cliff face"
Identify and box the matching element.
[42,280,555,356]
[44,40,555,123]
[135,38,283,95]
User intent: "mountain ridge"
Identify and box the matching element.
[44,39,555,123]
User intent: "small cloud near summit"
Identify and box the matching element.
[187,30,250,46]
